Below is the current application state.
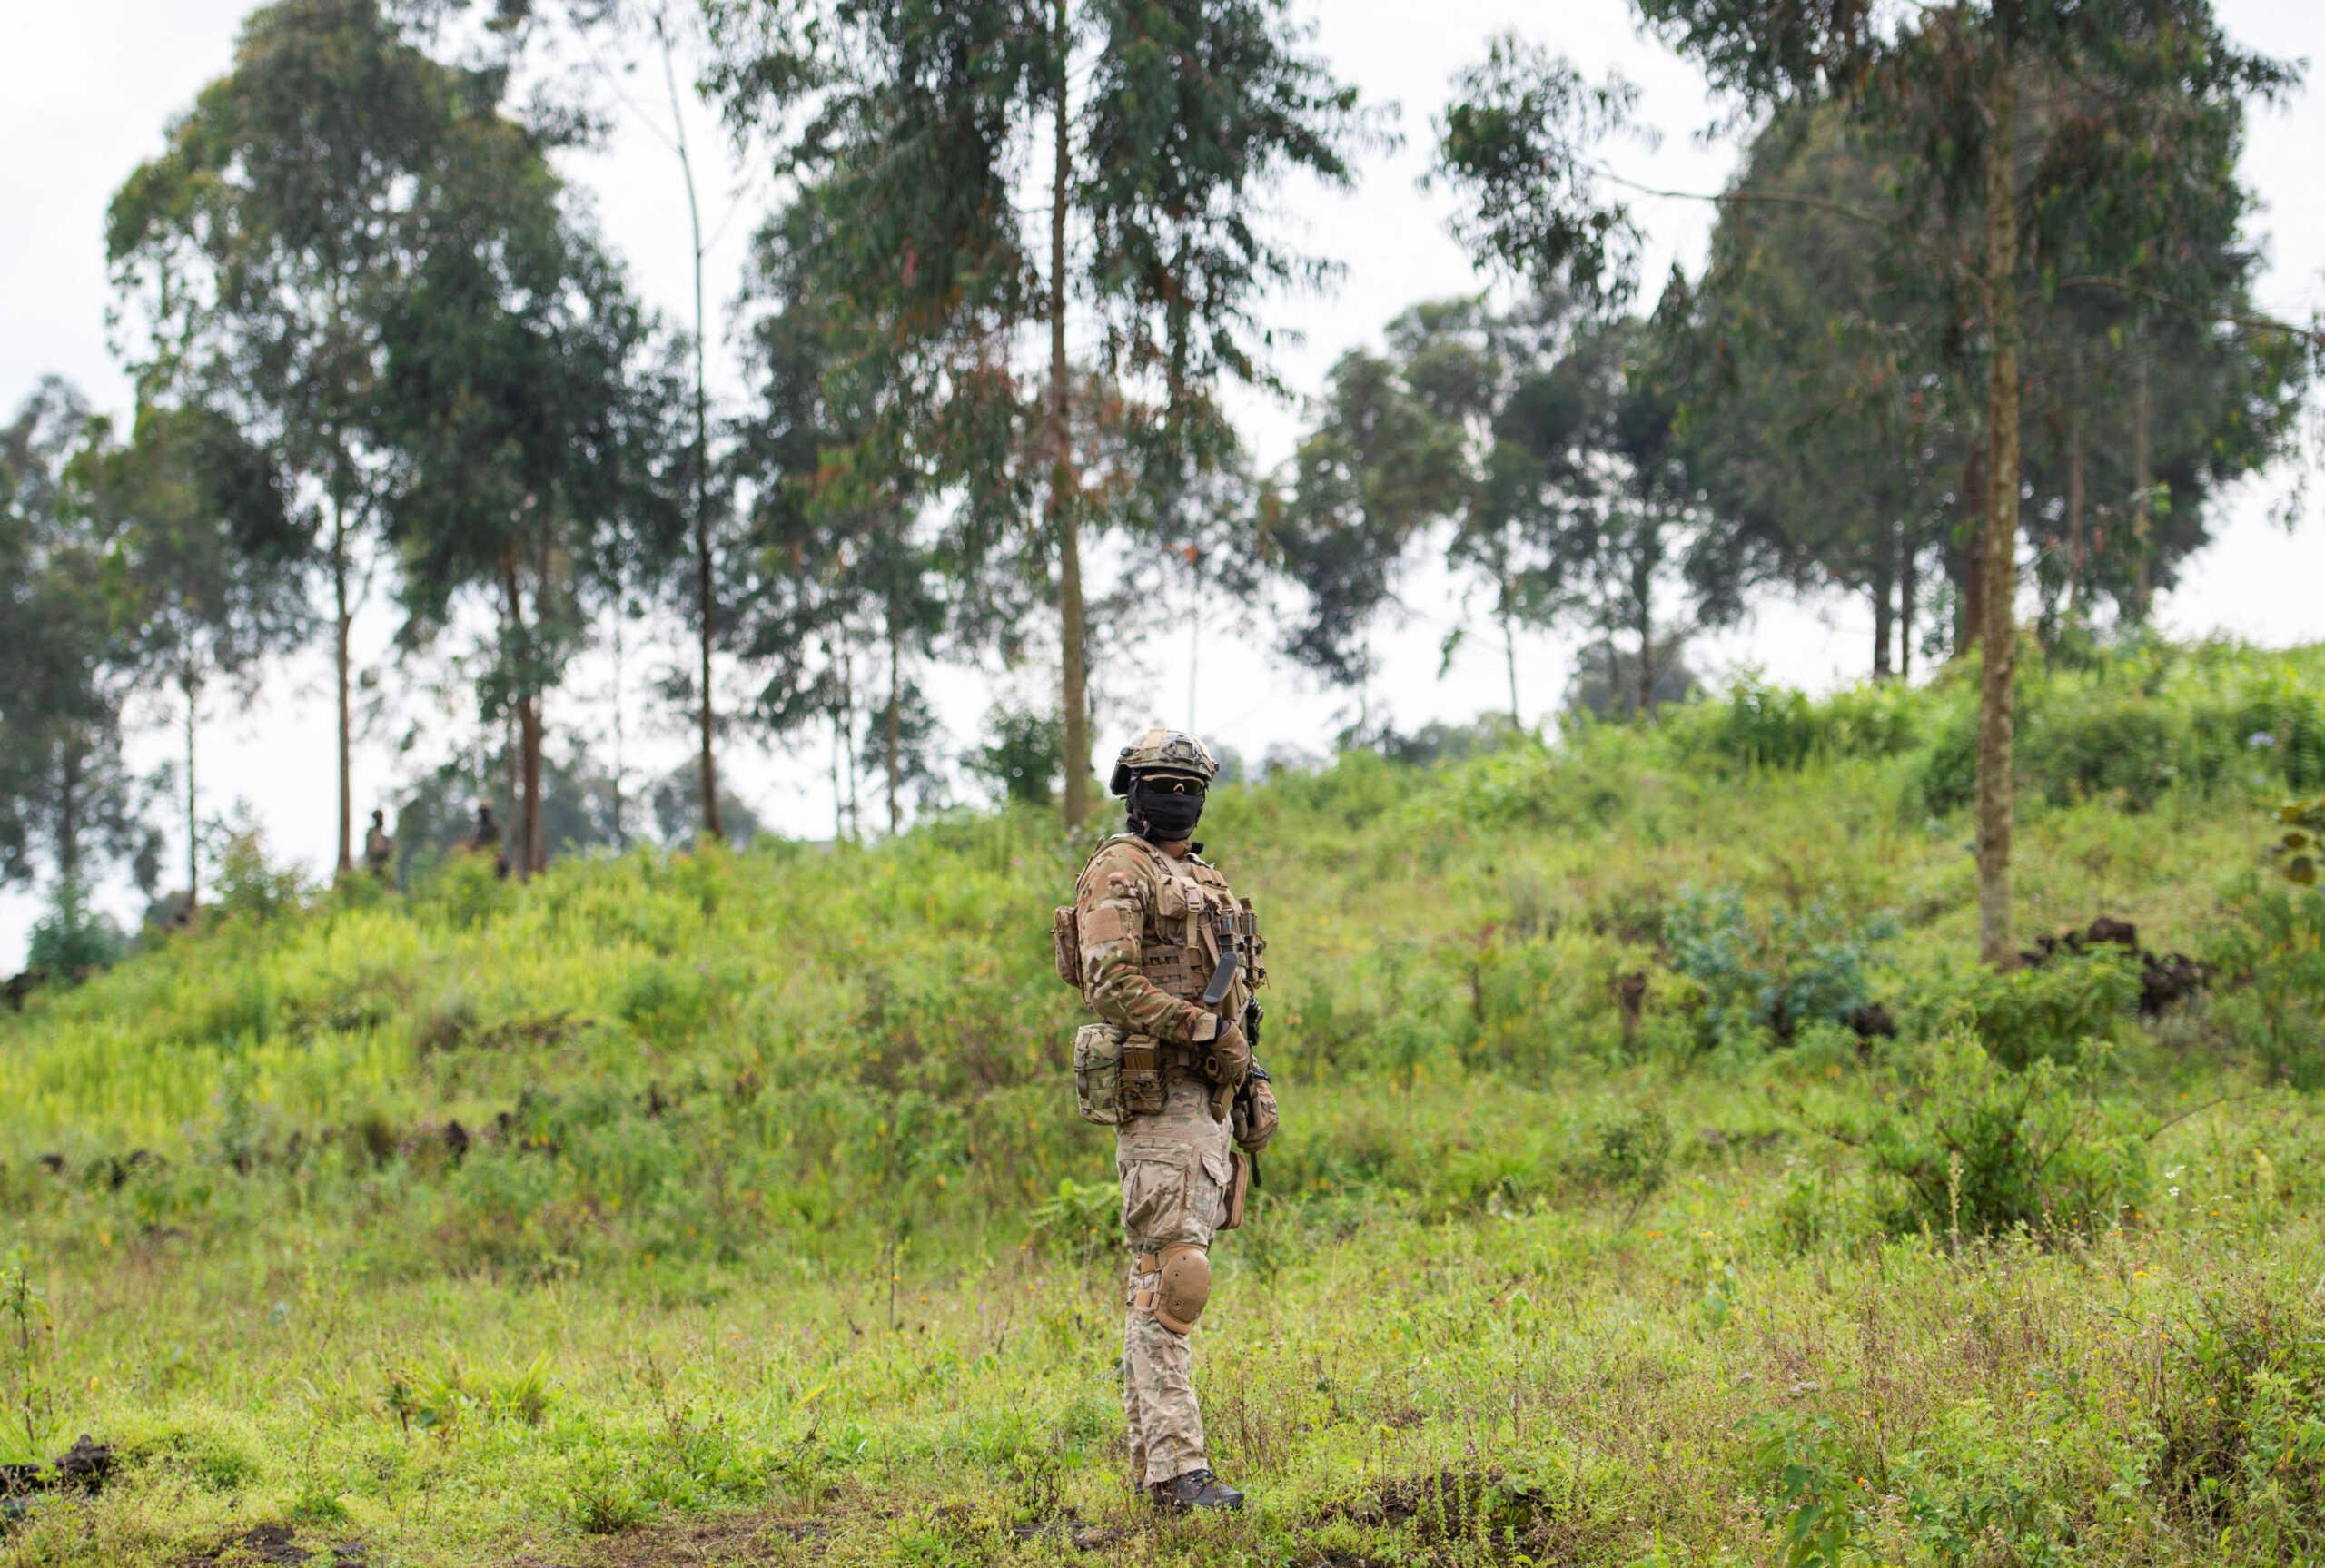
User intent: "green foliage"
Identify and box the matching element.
[1664,887,1895,1049]
[1025,1178,1117,1265]
[966,705,1064,808]
[1865,1035,2151,1238]
[1587,1108,1672,1220]
[24,881,125,978]
[1749,1411,1874,1568]
[2210,880,2325,1087]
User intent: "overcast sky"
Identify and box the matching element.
[3,0,2320,964]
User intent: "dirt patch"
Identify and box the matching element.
[178,1524,368,1567]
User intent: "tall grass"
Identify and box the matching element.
[0,639,2319,1563]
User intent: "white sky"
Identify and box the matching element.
[3,0,2320,964]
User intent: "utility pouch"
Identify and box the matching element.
[1219,1151,1251,1231]
[1120,1034,1166,1118]
[1051,906,1082,991]
[1072,1022,1127,1125]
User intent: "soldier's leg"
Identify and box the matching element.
[1117,1085,1232,1488]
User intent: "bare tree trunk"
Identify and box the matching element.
[1873,545,1895,681]
[886,596,902,838]
[658,10,721,845]
[1975,61,2023,969]
[497,553,543,879]
[2064,348,2086,622]
[1632,540,1656,718]
[57,742,80,886]
[2132,342,2152,618]
[184,666,200,908]
[1501,594,1520,727]
[611,601,628,852]
[1050,0,1090,832]
[1898,518,1917,682]
[332,496,353,875]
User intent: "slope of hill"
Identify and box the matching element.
[1,638,2321,1565]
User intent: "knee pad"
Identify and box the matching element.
[1154,1243,1211,1334]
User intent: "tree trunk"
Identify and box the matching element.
[497,553,543,880]
[1502,593,1520,727]
[332,496,353,875]
[611,601,628,852]
[1975,60,2023,969]
[2132,342,2152,618]
[520,693,544,876]
[1051,0,1090,832]
[659,8,722,846]
[1873,544,1895,681]
[1956,439,1986,656]
[886,596,902,838]
[1631,535,1656,718]
[2065,399,2086,621]
[1898,518,1917,682]
[57,741,81,886]
[184,666,200,908]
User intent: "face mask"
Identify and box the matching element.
[1128,780,1204,842]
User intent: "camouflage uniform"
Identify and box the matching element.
[1074,833,1256,1487]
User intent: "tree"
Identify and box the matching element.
[374,96,671,879]
[0,380,159,902]
[727,193,967,839]
[1441,0,2307,964]
[703,0,1367,830]
[1675,107,1976,680]
[106,0,504,877]
[76,403,312,908]
[1272,341,1466,718]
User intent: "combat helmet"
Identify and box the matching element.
[1109,727,1218,795]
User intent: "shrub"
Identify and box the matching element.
[2210,881,2325,1087]
[1973,950,2141,1070]
[24,882,125,978]
[1664,888,1896,1049]
[1865,1034,2150,1238]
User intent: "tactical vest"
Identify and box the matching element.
[1052,835,1267,1008]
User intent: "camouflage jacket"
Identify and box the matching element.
[1072,834,1256,1048]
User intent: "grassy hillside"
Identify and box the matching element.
[1,638,2321,1566]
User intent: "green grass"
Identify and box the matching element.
[1,637,2322,1564]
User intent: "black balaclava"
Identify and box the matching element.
[1127,777,1204,843]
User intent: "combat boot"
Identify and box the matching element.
[1151,1468,1243,1513]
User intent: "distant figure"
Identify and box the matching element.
[469,804,510,881]
[364,810,395,881]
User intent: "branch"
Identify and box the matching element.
[1594,166,1975,282]
[2048,276,2325,349]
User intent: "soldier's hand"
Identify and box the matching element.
[1232,1078,1279,1154]
[1208,1021,1252,1090]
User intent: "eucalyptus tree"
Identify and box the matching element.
[1438,0,2310,964]
[727,193,965,839]
[373,103,670,878]
[74,403,312,907]
[702,0,1368,830]
[105,0,506,875]
[0,380,156,901]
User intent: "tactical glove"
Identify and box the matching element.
[1232,1077,1279,1154]
[1203,1021,1252,1122]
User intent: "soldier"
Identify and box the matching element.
[1070,728,1281,1514]
[363,809,395,881]
[469,804,510,880]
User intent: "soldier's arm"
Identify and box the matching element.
[1076,848,1212,1045]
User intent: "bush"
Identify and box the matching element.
[1865,1034,2150,1238]
[2211,882,2325,1087]
[25,882,125,978]
[1664,887,1895,1049]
